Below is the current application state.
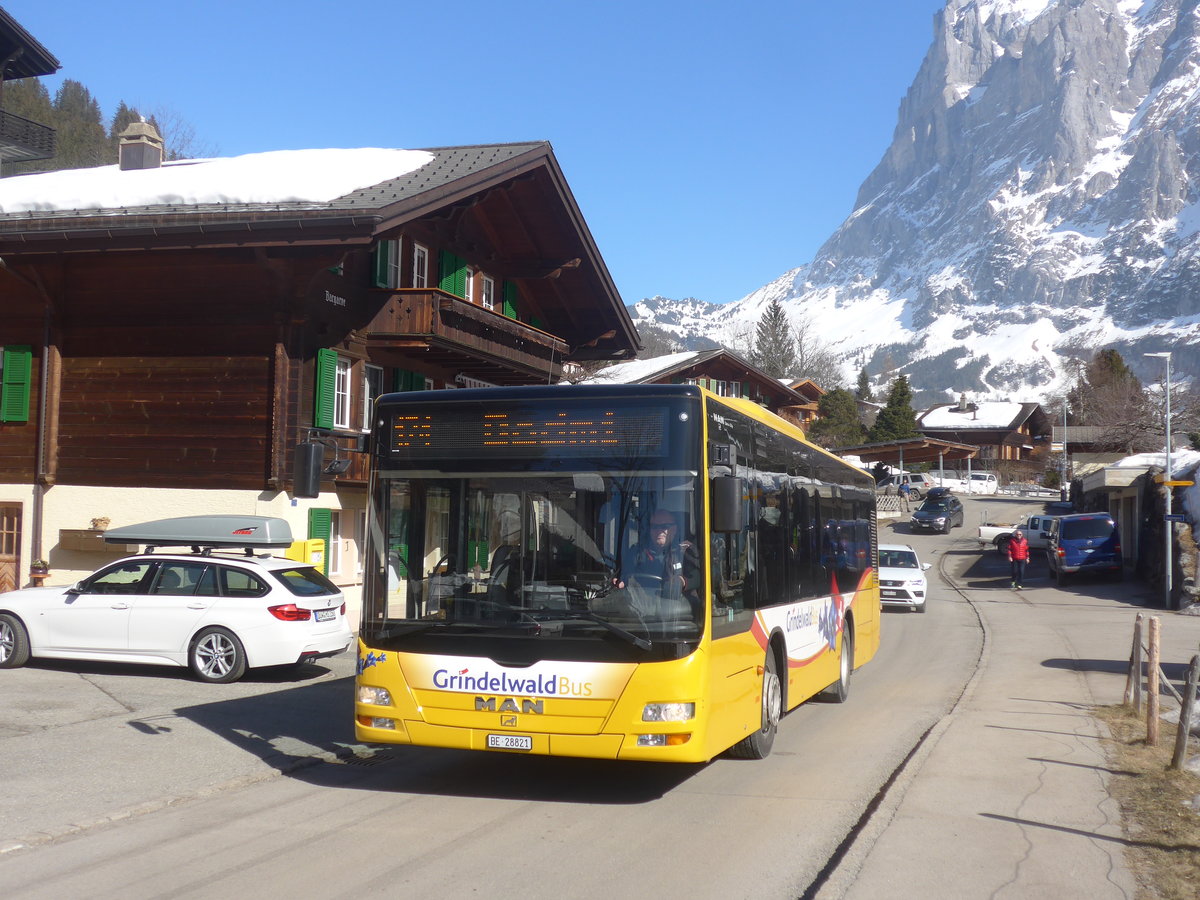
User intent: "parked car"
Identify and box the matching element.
[878,543,931,613]
[0,515,353,683]
[978,513,1058,553]
[910,493,965,534]
[926,471,1000,494]
[880,472,936,499]
[1046,512,1122,585]
[965,472,999,495]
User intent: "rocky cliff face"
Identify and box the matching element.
[631,0,1200,400]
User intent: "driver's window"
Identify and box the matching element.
[85,561,155,594]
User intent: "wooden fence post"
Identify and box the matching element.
[1125,613,1143,707]
[1147,617,1161,746]
[1131,615,1144,714]
[1171,655,1199,771]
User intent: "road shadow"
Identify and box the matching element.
[172,675,700,804]
[24,656,336,685]
[1042,656,1194,684]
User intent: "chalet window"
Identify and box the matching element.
[438,250,467,298]
[0,345,32,423]
[465,268,476,304]
[412,243,428,288]
[314,350,355,431]
[481,275,496,311]
[372,239,401,289]
[314,349,337,430]
[333,357,353,429]
[362,364,384,432]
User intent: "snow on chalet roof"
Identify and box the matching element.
[0,148,435,216]
[920,401,1027,430]
[578,351,701,385]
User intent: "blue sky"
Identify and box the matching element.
[8,0,945,306]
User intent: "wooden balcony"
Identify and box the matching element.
[0,109,56,163]
[365,289,568,384]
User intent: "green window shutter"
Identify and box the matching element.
[529,315,542,329]
[0,345,32,423]
[743,381,751,399]
[438,250,467,298]
[502,281,519,319]
[307,508,333,576]
[392,369,424,392]
[314,348,337,429]
[371,241,395,288]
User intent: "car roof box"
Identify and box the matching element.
[103,515,294,550]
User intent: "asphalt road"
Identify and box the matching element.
[0,493,1173,899]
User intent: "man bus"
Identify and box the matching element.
[354,384,879,762]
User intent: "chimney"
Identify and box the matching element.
[958,392,968,412]
[118,119,164,170]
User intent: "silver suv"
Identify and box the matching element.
[882,472,936,499]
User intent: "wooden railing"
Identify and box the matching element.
[365,289,568,376]
[0,109,56,161]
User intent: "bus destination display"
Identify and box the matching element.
[387,406,668,459]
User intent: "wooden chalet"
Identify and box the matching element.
[0,139,638,590]
[579,348,816,427]
[784,378,825,429]
[916,396,1051,478]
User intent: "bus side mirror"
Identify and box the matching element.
[711,476,743,533]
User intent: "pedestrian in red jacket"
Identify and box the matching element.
[1007,528,1030,589]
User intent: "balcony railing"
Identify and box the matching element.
[365,288,568,380]
[0,109,56,163]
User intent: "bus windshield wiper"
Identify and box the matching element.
[563,610,652,651]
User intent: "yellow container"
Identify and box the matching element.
[285,538,325,567]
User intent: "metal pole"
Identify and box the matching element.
[1164,354,1173,610]
[1146,352,1173,609]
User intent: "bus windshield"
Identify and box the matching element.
[362,390,704,662]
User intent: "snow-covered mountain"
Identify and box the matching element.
[630,0,1200,402]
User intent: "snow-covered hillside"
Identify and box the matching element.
[630,0,1200,402]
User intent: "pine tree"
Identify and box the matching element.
[749,299,797,378]
[868,375,920,442]
[807,388,866,449]
[51,80,108,169]
[856,368,872,402]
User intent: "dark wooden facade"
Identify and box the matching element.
[0,143,639,573]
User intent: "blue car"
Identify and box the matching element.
[1046,513,1122,585]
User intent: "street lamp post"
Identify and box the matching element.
[1145,351,1173,608]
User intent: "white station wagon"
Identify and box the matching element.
[0,516,353,683]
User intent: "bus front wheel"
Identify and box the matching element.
[728,650,781,759]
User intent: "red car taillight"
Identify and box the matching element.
[268,603,312,621]
[341,602,346,616]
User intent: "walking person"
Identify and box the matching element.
[898,480,912,511]
[1007,527,1030,589]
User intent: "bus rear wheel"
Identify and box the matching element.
[821,627,853,703]
[728,650,781,759]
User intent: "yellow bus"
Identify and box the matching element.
[355,384,879,762]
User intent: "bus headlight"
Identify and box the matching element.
[642,702,695,722]
[358,685,393,706]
